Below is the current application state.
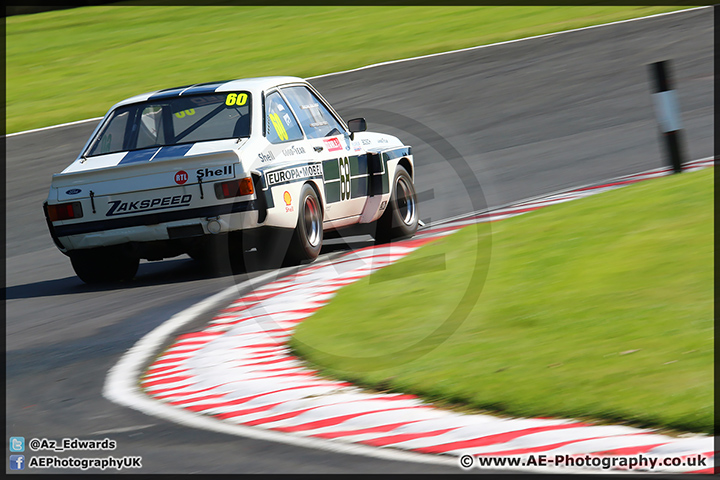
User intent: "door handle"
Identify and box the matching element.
[314,146,324,152]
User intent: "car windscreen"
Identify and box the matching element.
[85,92,252,156]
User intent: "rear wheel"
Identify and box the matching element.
[189,233,246,275]
[70,247,139,284]
[284,183,323,265]
[374,165,418,243]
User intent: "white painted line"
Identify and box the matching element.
[424,155,715,230]
[8,6,707,138]
[6,117,104,137]
[90,424,157,435]
[307,6,708,80]
[103,266,455,466]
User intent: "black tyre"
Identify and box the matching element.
[189,234,246,275]
[70,247,139,284]
[285,183,323,265]
[227,232,248,273]
[374,165,418,243]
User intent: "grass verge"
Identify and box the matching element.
[6,5,686,133]
[291,168,713,435]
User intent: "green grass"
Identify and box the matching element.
[291,168,714,435]
[6,5,686,133]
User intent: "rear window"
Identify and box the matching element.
[86,92,252,156]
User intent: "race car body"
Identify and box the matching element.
[44,76,418,283]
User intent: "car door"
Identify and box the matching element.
[280,84,368,224]
[260,90,318,218]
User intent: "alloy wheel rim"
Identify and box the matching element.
[304,195,321,247]
[396,176,416,226]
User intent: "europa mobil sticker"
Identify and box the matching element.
[266,164,323,186]
[323,137,343,152]
[174,171,189,185]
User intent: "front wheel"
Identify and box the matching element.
[70,247,139,284]
[374,165,418,243]
[284,183,323,265]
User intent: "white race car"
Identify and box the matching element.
[44,76,418,283]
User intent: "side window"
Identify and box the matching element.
[87,109,131,156]
[281,86,345,139]
[265,92,303,144]
[136,105,167,149]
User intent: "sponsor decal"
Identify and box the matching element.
[284,191,294,213]
[361,139,372,146]
[196,165,233,179]
[174,171,189,185]
[281,145,306,157]
[352,141,363,152]
[65,188,82,195]
[266,164,323,186]
[176,166,232,184]
[106,194,192,216]
[377,137,389,144]
[258,151,275,163]
[323,137,343,152]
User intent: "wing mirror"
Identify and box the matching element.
[347,118,367,140]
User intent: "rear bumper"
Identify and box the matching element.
[52,199,258,238]
[48,206,261,254]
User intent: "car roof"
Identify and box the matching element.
[113,76,306,108]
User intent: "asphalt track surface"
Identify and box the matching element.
[5,8,712,474]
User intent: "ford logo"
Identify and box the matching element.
[66,188,82,195]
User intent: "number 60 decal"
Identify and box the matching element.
[339,157,351,201]
[225,93,248,106]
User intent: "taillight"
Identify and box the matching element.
[47,202,83,222]
[215,177,254,199]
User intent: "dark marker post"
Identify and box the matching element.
[648,60,686,173]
